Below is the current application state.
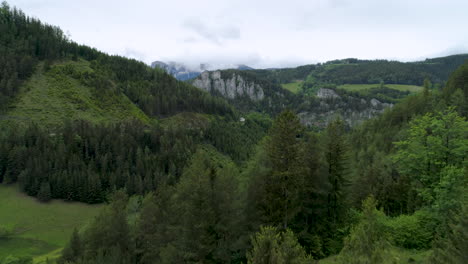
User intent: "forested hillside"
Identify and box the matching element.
[1,2,467,264]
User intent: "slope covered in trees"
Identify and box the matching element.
[56,61,467,263]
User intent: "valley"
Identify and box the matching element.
[0,1,467,264]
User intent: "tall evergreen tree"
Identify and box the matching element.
[324,118,349,227]
[262,110,306,229]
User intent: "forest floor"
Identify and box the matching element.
[0,184,102,263]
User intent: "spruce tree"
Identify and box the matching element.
[263,110,305,229]
[324,118,349,227]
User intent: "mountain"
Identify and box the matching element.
[150,61,254,80]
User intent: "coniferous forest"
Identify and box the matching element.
[0,2,467,264]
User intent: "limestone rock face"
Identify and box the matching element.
[317,88,341,99]
[193,71,265,101]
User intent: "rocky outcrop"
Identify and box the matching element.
[317,88,340,99]
[193,71,265,101]
[298,95,393,128]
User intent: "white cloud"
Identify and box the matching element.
[182,18,240,45]
[7,0,468,68]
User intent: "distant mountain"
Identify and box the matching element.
[150,61,254,81]
[191,54,468,127]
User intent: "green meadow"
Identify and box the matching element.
[0,185,102,263]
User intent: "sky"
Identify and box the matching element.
[8,0,468,69]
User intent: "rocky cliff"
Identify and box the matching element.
[193,71,265,101]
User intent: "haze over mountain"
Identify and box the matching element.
[151,61,253,80]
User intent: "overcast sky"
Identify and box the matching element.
[8,0,468,69]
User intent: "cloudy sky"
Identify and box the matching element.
[8,0,468,69]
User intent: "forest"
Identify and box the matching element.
[0,2,467,264]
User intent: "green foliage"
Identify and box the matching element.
[430,203,468,264]
[393,108,468,207]
[338,196,395,264]
[385,210,434,249]
[246,226,311,264]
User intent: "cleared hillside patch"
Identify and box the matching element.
[1,61,150,128]
[281,81,303,94]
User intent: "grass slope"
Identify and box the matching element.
[281,81,303,94]
[0,184,102,263]
[338,83,423,93]
[1,60,150,128]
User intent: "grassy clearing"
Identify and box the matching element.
[0,184,102,262]
[281,81,303,94]
[1,60,150,128]
[338,83,423,93]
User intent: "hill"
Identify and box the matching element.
[1,60,150,128]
